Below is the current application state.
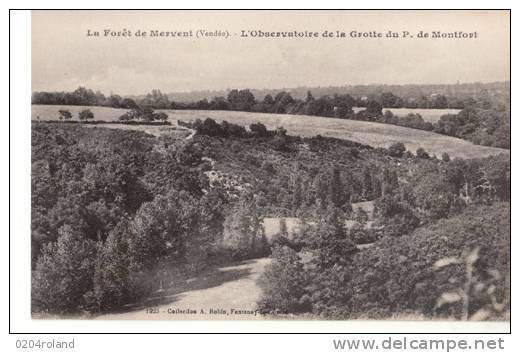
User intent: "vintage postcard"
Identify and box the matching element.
[30,10,510,323]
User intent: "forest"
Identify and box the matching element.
[31,118,510,320]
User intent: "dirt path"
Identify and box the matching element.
[175,120,196,139]
[98,257,271,320]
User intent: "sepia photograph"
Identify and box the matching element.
[29,9,510,323]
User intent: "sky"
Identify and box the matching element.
[32,10,510,95]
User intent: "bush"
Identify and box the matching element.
[416,147,430,159]
[271,136,291,152]
[78,109,94,121]
[58,109,72,121]
[118,111,134,121]
[250,122,269,137]
[388,142,406,158]
[154,111,169,122]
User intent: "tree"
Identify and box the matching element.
[210,96,229,110]
[132,190,199,266]
[257,245,310,314]
[71,86,97,105]
[263,94,275,105]
[194,189,226,262]
[309,206,357,268]
[305,90,315,103]
[413,172,463,221]
[380,92,401,108]
[90,220,135,311]
[388,142,406,158]
[118,112,133,121]
[279,218,289,239]
[273,92,295,114]
[120,98,138,109]
[142,89,170,109]
[78,109,94,122]
[381,168,399,196]
[366,100,383,115]
[107,94,122,108]
[362,167,374,200]
[374,194,419,237]
[227,89,256,111]
[154,111,169,123]
[139,106,156,122]
[32,225,97,313]
[328,167,351,212]
[442,152,451,162]
[58,109,72,121]
[433,95,448,109]
[223,193,264,259]
[353,207,369,224]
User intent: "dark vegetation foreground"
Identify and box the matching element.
[31,119,510,320]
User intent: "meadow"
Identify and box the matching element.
[32,105,506,159]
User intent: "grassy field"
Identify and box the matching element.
[353,107,461,123]
[32,105,460,124]
[168,110,506,159]
[32,105,507,159]
[32,104,127,121]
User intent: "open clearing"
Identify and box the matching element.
[97,258,271,320]
[32,105,507,159]
[168,110,507,159]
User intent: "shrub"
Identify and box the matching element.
[388,142,406,158]
[58,109,72,121]
[250,122,268,137]
[118,111,134,121]
[153,111,169,122]
[416,147,430,159]
[271,136,290,152]
[78,109,94,121]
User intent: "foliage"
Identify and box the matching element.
[388,142,406,157]
[31,123,217,313]
[223,193,268,259]
[31,119,509,317]
[258,202,509,319]
[58,109,72,121]
[348,203,510,319]
[257,245,311,314]
[78,109,94,121]
[32,225,97,313]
